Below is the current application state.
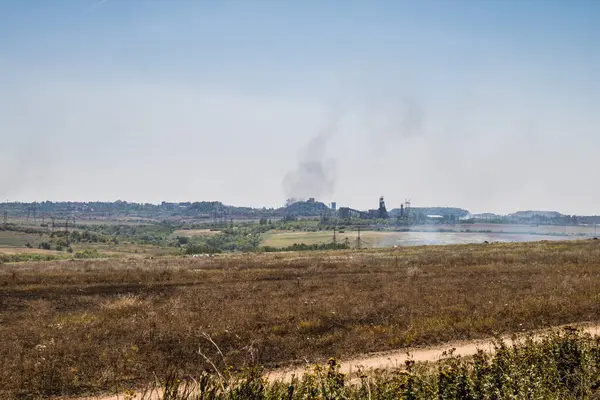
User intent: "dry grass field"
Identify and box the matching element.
[0,230,43,248]
[1,240,600,398]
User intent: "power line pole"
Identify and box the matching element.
[65,218,70,248]
[356,226,362,249]
[333,226,337,245]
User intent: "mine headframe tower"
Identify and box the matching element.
[378,196,389,219]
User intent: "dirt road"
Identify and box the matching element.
[267,323,600,382]
[70,322,600,400]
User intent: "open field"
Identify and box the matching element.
[0,247,62,256]
[2,240,600,398]
[261,230,365,247]
[0,230,43,247]
[261,228,588,248]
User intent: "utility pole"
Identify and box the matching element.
[356,226,362,249]
[65,218,70,248]
[333,226,337,245]
[3,210,7,226]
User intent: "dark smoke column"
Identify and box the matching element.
[282,119,338,202]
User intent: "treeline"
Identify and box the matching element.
[179,225,353,255]
[0,200,278,220]
[78,223,174,245]
[182,226,262,254]
[0,224,42,235]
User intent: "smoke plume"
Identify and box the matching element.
[282,119,338,202]
[362,95,425,148]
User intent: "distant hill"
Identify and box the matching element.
[472,213,502,219]
[183,201,255,216]
[279,200,329,216]
[3,201,591,223]
[508,210,565,219]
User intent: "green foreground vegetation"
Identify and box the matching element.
[118,327,600,399]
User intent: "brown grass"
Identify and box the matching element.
[1,240,600,398]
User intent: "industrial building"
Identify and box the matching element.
[337,196,390,220]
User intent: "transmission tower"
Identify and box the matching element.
[65,218,70,248]
[355,226,370,249]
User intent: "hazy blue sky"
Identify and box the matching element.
[1,0,599,214]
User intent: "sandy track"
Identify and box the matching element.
[68,322,600,400]
[267,323,600,382]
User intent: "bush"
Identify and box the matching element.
[262,242,350,252]
[186,244,222,255]
[73,249,100,259]
[0,253,63,263]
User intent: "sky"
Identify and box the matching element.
[1,0,599,214]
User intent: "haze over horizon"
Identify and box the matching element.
[1,0,599,215]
